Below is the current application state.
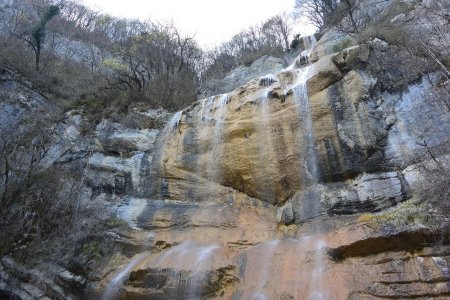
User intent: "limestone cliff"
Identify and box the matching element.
[1,0,450,299]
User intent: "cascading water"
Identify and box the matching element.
[148,110,183,198]
[200,96,214,123]
[300,35,317,64]
[308,240,328,300]
[103,33,333,299]
[285,34,318,70]
[154,241,219,299]
[294,66,319,185]
[292,63,329,300]
[102,111,187,298]
[207,94,229,184]
[102,252,149,300]
[248,240,279,299]
[195,94,230,200]
[255,75,278,202]
[236,237,330,299]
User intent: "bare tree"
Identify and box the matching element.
[8,2,59,71]
[295,0,340,30]
[261,13,295,51]
[0,112,54,204]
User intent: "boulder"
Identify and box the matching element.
[306,54,343,96]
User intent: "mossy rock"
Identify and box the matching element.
[332,38,353,53]
[104,217,130,230]
[357,199,438,229]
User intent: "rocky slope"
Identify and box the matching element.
[1,0,450,299]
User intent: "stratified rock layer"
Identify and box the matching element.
[1,0,450,298]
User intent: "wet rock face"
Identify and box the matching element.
[201,55,286,98]
[85,109,169,197]
[146,48,449,208]
[100,219,450,299]
[281,171,409,225]
[119,265,238,299]
[326,226,450,299]
[91,2,450,300]
[97,120,159,154]
[92,23,450,298]
[311,68,384,181]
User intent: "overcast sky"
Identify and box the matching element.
[80,0,315,48]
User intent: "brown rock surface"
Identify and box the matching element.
[147,57,384,205]
[93,5,450,298]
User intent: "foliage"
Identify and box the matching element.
[1,0,203,112]
[414,148,450,226]
[8,2,60,71]
[0,108,109,263]
[104,217,130,230]
[356,199,437,229]
[0,0,304,112]
[290,34,301,51]
[202,13,295,82]
[81,240,110,261]
[101,57,128,73]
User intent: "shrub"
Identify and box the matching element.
[356,199,437,229]
[415,154,450,226]
[105,217,130,230]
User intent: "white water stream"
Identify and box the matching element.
[102,252,149,300]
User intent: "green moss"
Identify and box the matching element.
[101,58,128,73]
[443,56,450,70]
[104,217,130,230]
[62,98,105,115]
[82,240,108,260]
[333,38,353,53]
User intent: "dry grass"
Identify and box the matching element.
[356,198,437,229]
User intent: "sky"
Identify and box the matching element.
[81,0,315,49]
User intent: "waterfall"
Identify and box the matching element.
[171,111,182,129]
[285,34,318,70]
[308,240,328,300]
[299,35,318,66]
[102,239,219,300]
[158,111,183,146]
[207,93,229,183]
[293,64,329,299]
[236,240,281,299]
[102,252,149,300]
[252,240,279,298]
[195,94,230,200]
[255,77,277,202]
[155,241,219,299]
[106,30,333,299]
[148,111,183,199]
[236,237,330,299]
[200,96,215,123]
[294,66,320,185]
